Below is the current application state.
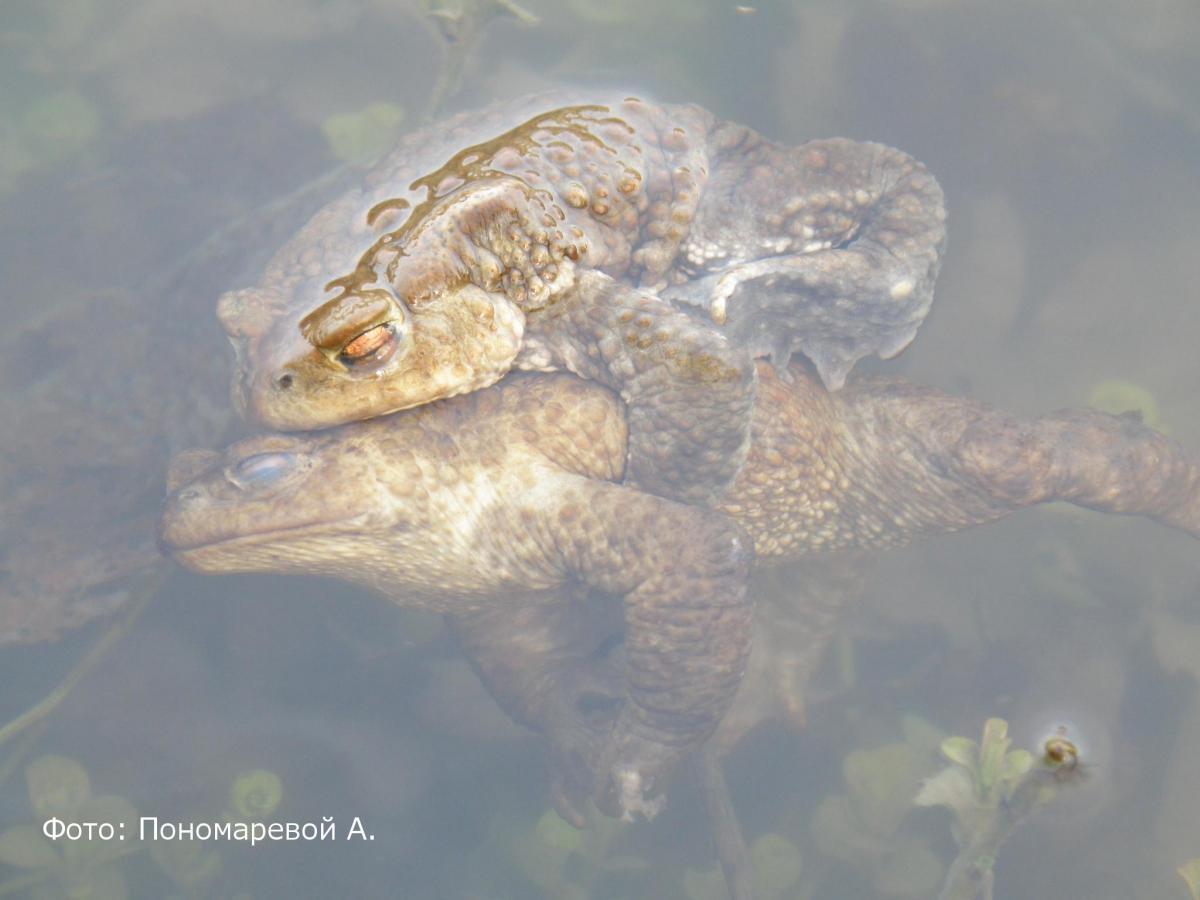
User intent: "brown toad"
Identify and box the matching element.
[217,94,945,504]
[160,360,1200,819]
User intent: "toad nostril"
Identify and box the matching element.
[276,373,294,391]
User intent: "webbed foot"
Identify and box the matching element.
[672,137,946,390]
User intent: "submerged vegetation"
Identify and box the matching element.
[0,753,284,898]
[809,716,945,897]
[915,717,1086,900]
[320,102,406,167]
[0,756,136,900]
[1086,378,1165,432]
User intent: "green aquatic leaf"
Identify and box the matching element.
[508,809,574,894]
[939,736,978,772]
[229,769,283,820]
[321,103,406,166]
[1179,859,1200,900]
[843,742,926,837]
[533,809,582,853]
[977,718,1012,799]
[1000,748,1034,789]
[913,766,974,814]
[59,796,136,869]
[26,756,90,820]
[750,832,803,899]
[0,824,59,869]
[1086,378,1164,431]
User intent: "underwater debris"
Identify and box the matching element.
[915,717,1086,900]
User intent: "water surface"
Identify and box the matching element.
[2,1,1199,897]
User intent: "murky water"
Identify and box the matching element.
[2,1,1199,897]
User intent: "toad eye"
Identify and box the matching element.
[338,322,398,370]
[230,452,297,489]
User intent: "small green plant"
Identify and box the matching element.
[1086,378,1165,432]
[0,755,137,900]
[808,715,946,897]
[226,769,283,822]
[321,104,406,166]
[147,768,282,897]
[506,806,648,898]
[915,717,1084,900]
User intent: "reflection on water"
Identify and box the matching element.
[2,0,1199,897]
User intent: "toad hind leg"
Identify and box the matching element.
[948,406,1200,537]
[821,377,1200,544]
[672,138,947,390]
[521,270,757,505]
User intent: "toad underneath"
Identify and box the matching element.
[160,362,1200,819]
[216,94,945,504]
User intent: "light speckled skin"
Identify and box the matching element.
[162,374,752,819]
[161,364,1200,817]
[217,94,945,504]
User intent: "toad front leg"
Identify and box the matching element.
[517,472,753,819]
[669,137,946,390]
[450,595,757,900]
[521,270,757,505]
[447,591,626,825]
